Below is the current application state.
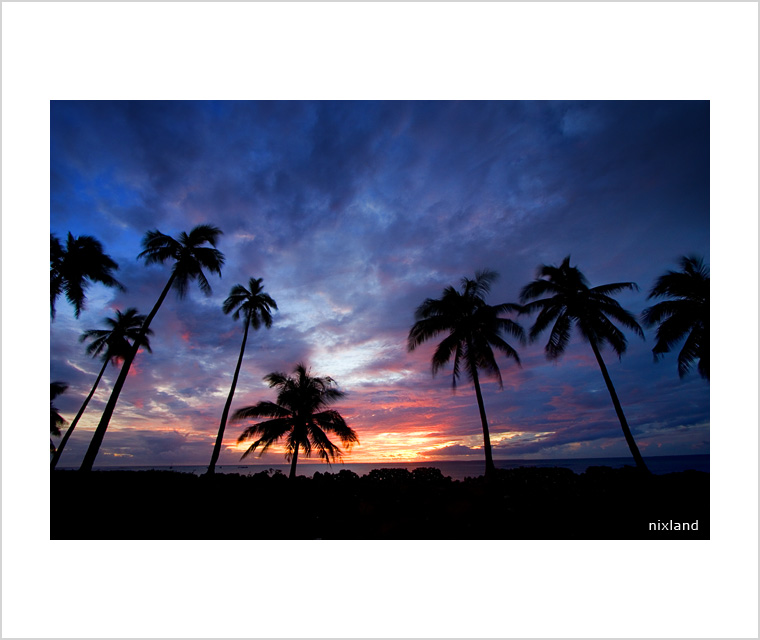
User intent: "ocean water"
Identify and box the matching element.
[66,454,709,481]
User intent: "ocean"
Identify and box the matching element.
[60,454,709,481]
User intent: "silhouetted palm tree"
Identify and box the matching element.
[233,363,358,479]
[51,309,153,470]
[408,270,524,477]
[519,256,648,472]
[50,232,124,319]
[207,278,278,475]
[641,256,709,380]
[51,382,68,453]
[79,224,224,472]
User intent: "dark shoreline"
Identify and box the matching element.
[51,465,709,540]
[52,454,710,484]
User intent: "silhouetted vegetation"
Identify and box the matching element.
[233,363,359,479]
[642,256,710,380]
[50,232,124,319]
[207,278,278,475]
[79,225,225,472]
[520,257,649,473]
[51,308,152,470]
[50,382,68,454]
[50,466,709,540]
[408,270,524,477]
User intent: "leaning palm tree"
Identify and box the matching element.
[51,382,68,454]
[50,232,124,319]
[51,308,153,470]
[407,270,524,477]
[641,256,709,380]
[206,278,278,475]
[232,363,358,479]
[79,224,224,472]
[519,256,649,472]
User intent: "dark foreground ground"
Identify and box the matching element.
[51,466,709,540]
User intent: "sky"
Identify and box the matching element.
[49,100,710,469]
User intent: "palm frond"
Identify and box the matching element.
[408,315,453,351]
[590,281,639,296]
[488,333,522,366]
[527,303,562,342]
[677,329,702,378]
[307,423,343,463]
[648,270,707,301]
[594,298,644,338]
[643,256,708,379]
[583,313,628,358]
[641,299,682,326]
[222,285,249,316]
[192,246,225,275]
[467,341,504,388]
[519,279,561,303]
[314,410,359,447]
[431,332,459,378]
[236,417,293,445]
[193,267,213,297]
[138,230,181,264]
[462,269,499,299]
[289,427,311,460]
[492,315,523,343]
[649,311,696,358]
[171,265,191,299]
[50,382,68,436]
[263,371,290,389]
[232,401,290,421]
[223,279,277,329]
[187,224,223,248]
[79,308,153,363]
[545,312,572,360]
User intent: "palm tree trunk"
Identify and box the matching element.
[207,321,250,474]
[589,339,650,473]
[471,367,496,477]
[51,357,109,470]
[289,445,299,480]
[79,273,177,472]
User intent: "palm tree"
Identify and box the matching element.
[232,363,358,479]
[641,256,709,380]
[50,232,124,319]
[79,224,224,472]
[206,278,278,475]
[51,382,68,454]
[407,270,524,477]
[519,256,649,472]
[51,309,153,470]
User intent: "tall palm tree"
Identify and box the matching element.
[79,224,224,472]
[519,256,649,472]
[206,278,278,475]
[51,382,68,454]
[407,270,524,477]
[51,308,153,470]
[232,363,358,480]
[641,256,709,380]
[50,232,124,319]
